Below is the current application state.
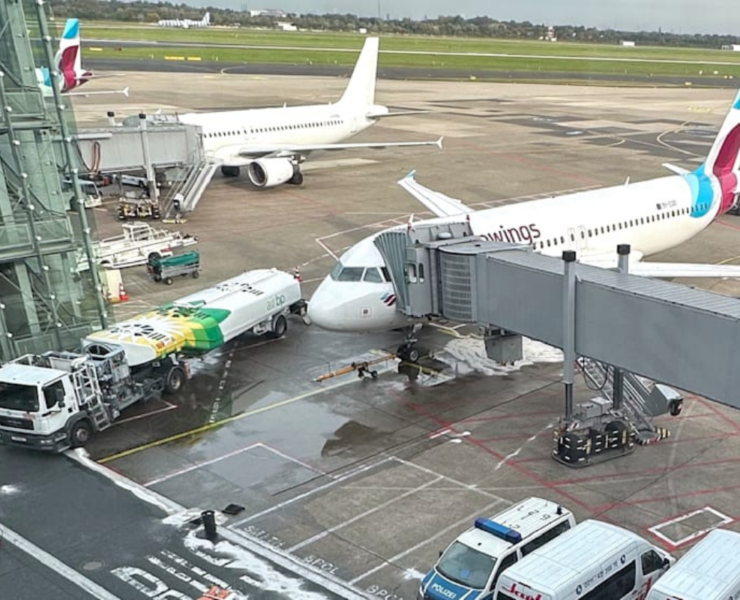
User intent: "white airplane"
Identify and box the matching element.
[308,88,740,360]
[177,37,442,188]
[158,11,211,28]
[36,18,129,98]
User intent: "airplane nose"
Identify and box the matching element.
[307,278,345,331]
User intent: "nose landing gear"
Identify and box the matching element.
[397,324,423,363]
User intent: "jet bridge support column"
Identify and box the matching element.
[139,113,158,201]
[563,251,577,423]
[612,244,631,412]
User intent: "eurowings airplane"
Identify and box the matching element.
[308,88,740,358]
[178,37,443,188]
[35,19,129,98]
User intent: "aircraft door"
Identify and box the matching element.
[577,225,589,251]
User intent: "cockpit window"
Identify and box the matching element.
[381,267,391,282]
[337,267,364,282]
[330,261,343,280]
[363,268,383,283]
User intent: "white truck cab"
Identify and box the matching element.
[494,519,674,600]
[418,498,576,600]
[646,528,740,600]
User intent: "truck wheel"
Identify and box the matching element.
[69,420,92,448]
[164,366,185,394]
[164,277,173,285]
[267,315,287,339]
[192,271,200,279]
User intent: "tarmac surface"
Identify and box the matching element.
[5,73,740,599]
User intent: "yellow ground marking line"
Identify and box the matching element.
[99,373,369,464]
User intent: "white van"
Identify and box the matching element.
[494,520,674,600]
[418,498,576,600]
[63,178,102,210]
[646,528,740,600]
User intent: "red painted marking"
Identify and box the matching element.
[404,397,593,512]
[550,455,740,486]
[689,394,740,434]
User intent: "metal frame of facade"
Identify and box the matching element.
[0,1,107,362]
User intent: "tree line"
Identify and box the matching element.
[47,0,740,49]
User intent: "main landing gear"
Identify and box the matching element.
[221,166,240,177]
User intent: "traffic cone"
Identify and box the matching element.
[118,281,129,302]
[293,266,302,282]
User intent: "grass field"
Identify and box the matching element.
[69,22,740,81]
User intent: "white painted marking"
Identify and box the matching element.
[68,449,367,598]
[288,476,443,552]
[349,500,505,585]
[67,449,183,515]
[232,457,393,526]
[0,521,123,600]
[648,506,734,547]
[257,443,327,476]
[392,456,506,501]
[143,443,261,487]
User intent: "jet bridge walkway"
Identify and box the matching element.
[374,222,740,463]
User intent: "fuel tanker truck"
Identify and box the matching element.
[0,269,305,451]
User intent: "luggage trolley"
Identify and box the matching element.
[147,251,200,285]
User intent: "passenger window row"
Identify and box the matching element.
[205,119,344,138]
[534,204,699,251]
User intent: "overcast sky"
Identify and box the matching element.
[179,0,740,35]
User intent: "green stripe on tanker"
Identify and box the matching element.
[85,269,301,367]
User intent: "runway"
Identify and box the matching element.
[86,57,739,88]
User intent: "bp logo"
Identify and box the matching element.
[620,554,626,564]
[267,294,286,311]
[576,585,582,595]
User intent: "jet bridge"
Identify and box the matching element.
[375,223,740,465]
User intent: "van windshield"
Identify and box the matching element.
[0,382,40,412]
[437,541,496,590]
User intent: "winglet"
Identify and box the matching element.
[121,86,130,97]
[436,136,444,149]
[404,169,417,181]
[662,162,689,176]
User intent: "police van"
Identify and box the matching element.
[646,528,740,600]
[494,520,674,600]
[418,498,576,600]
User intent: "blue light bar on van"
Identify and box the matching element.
[474,518,523,544]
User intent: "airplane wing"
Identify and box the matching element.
[581,254,740,278]
[397,170,475,217]
[65,86,130,98]
[237,137,443,160]
[629,262,740,278]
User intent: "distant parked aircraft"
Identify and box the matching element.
[178,37,442,188]
[157,12,211,29]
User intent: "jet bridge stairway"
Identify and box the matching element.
[162,159,219,221]
[553,357,685,467]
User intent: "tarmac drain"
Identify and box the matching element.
[82,560,105,572]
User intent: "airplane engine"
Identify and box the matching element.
[247,158,299,188]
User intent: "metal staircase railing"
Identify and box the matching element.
[577,357,656,433]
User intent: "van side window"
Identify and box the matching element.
[580,561,636,600]
[641,550,664,575]
[491,553,517,590]
[520,520,572,556]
